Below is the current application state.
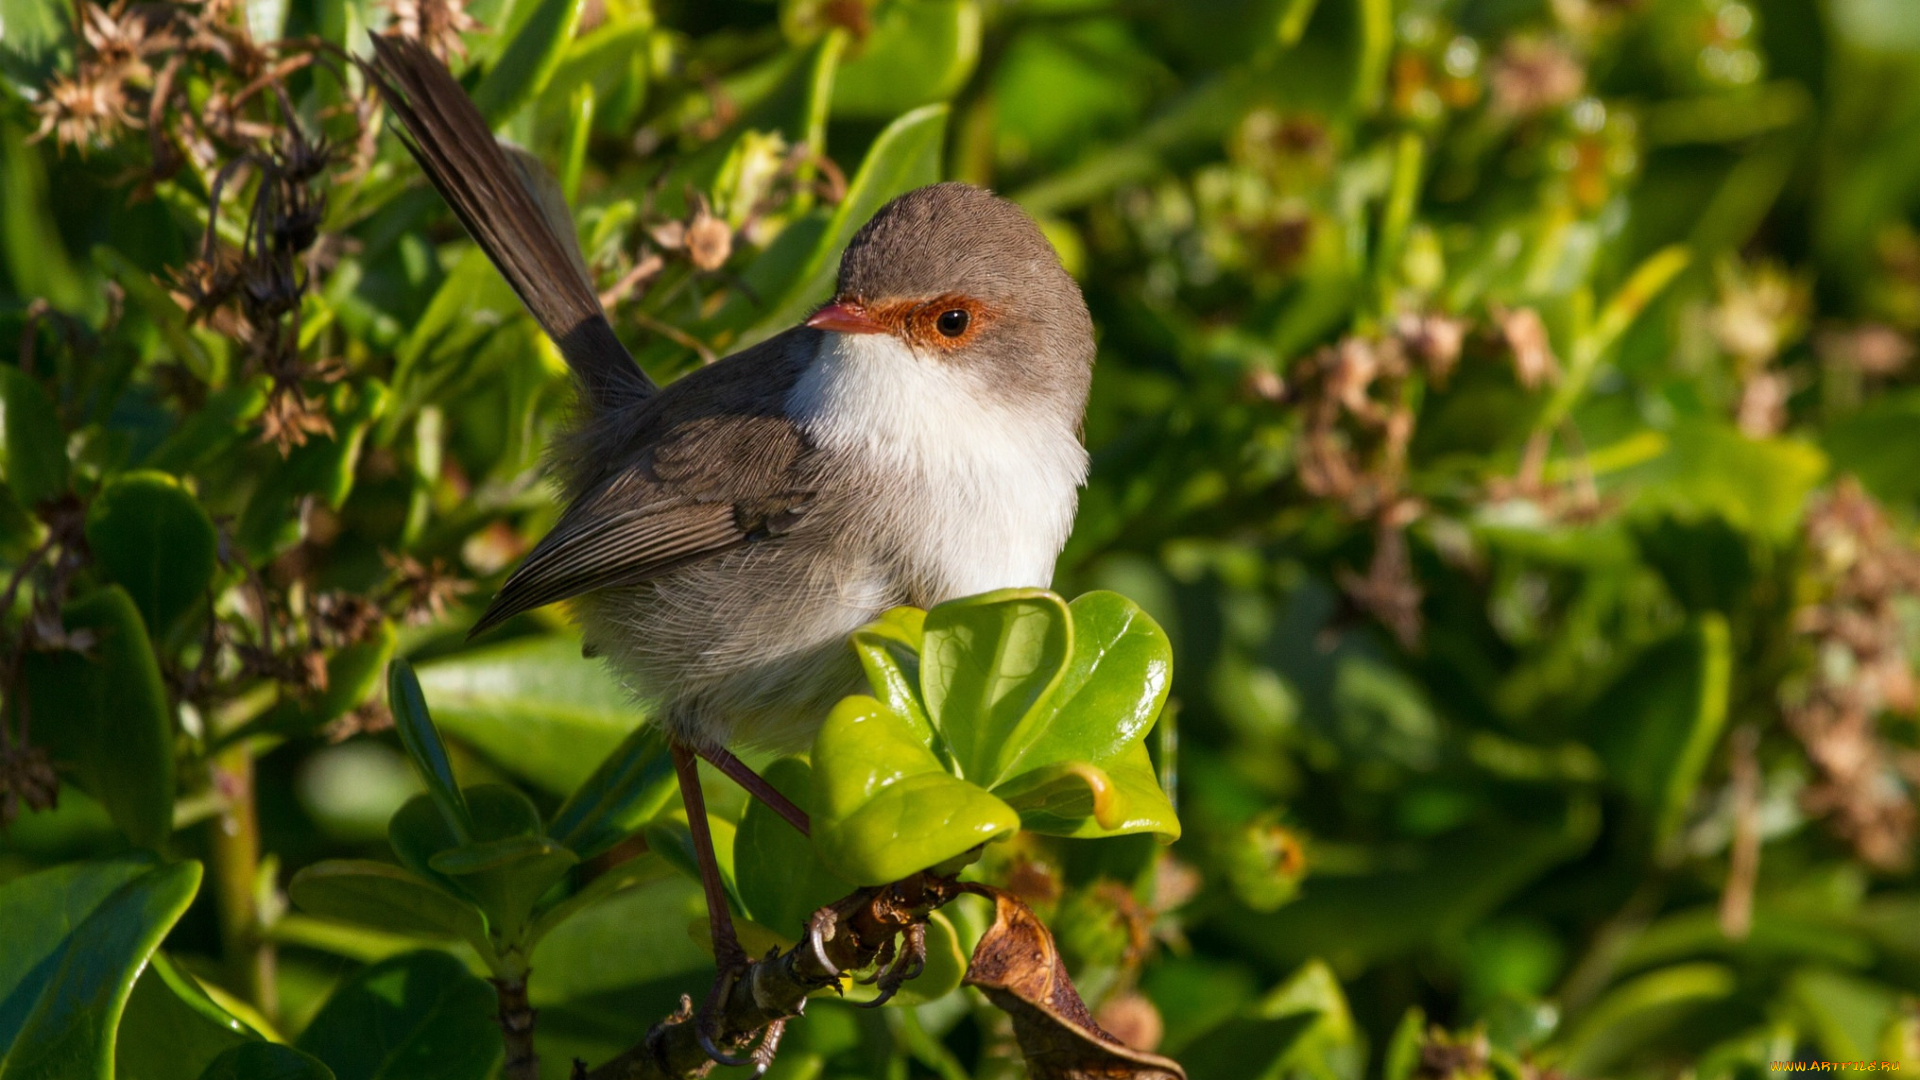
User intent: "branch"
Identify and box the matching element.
[584,872,965,1080]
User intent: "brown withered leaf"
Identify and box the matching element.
[964,887,1186,1080]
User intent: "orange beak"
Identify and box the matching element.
[806,300,888,335]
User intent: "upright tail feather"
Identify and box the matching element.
[365,34,656,411]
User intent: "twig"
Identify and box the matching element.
[584,872,966,1080]
[493,970,539,1080]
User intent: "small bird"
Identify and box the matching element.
[367,35,1093,1063]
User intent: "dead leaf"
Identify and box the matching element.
[964,887,1186,1080]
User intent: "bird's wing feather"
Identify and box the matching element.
[469,402,816,638]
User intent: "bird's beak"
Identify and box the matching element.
[806,301,888,335]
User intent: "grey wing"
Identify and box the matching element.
[467,411,813,639]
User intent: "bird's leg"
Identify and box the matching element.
[670,742,769,1068]
[695,743,811,836]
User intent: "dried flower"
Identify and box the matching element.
[384,0,483,60]
[1416,1026,1493,1080]
[1093,993,1164,1052]
[258,383,335,455]
[1818,323,1914,378]
[31,68,140,152]
[1787,480,1920,871]
[1490,36,1585,117]
[1495,305,1562,389]
[383,552,470,626]
[0,741,60,828]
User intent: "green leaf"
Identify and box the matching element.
[84,471,218,639]
[921,588,1072,788]
[1821,388,1920,504]
[1586,615,1732,849]
[999,590,1172,776]
[523,851,671,949]
[20,586,175,849]
[0,855,202,1080]
[545,721,676,860]
[1611,420,1826,542]
[996,739,1180,840]
[413,635,643,795]
[0,123,84,312]
[388,658,473,845]
[733,758,853,937]
[848,607,933,741]
[195,1044,334,1080]
[287,860,491,959]
[389,784,577,946]
[1184,960,1364,1080]
[294,952,500,1080]
[810,694,1019,886]
[741,102,948,339]
[0,365,68,506]
[143,380,271,475]
[1561,963,1737,1078]
[239,621,398,741]
[832,0,981,119]
[0,0,73,90]
[235,380,386,558]
[471,0,584,124]
[117,953,260,1080]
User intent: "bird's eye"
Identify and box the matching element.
[935,309,971,338]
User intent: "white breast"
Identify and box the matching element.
[787,332,1088,602]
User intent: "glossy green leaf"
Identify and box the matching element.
[832,0,980,119]
[388,658,473,844]
[1010,591,1173,770]
[921,588,1072,788]
[287,860,491,958]
[733,758,852,937]
[84,471,218,638]
[742,102,948,339]
[848,606,933,742]
[414,635,642,795]
[0,855,202,1080]
[0,366,68,506]
[240,621,399,741]
[471,0,584,124]
[195,1044,335,1080]
[545,721,676,860]
[21,586,175,849]
[117,953,260,1080]
[294,952,500,1080]
[810,694,1020,886]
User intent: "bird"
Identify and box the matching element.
[365,34,1094,1065]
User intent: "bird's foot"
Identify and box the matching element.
[856,920,928,1008]
[693,945,787,1073]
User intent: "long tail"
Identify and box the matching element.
[365,34,655,411]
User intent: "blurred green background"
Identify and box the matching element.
[5,0,1920,1076]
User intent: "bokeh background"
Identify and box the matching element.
[5,0,1920,1076]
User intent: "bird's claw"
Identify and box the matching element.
[857,921,928,1009]
[692,948,786,1073]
